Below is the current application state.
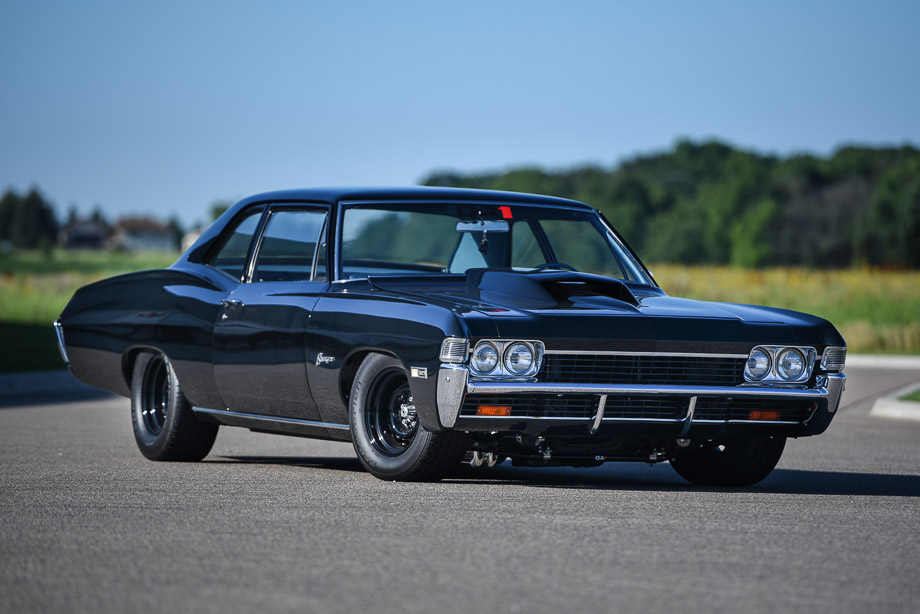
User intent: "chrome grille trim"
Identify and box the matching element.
[544,350,748,358]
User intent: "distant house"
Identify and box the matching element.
[60,220,110,250]
[110,217,177,252]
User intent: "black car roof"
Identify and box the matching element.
[234,186,593,210]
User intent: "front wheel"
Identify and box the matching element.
[349,353,466,481]
[670,436,786,486]
[131,352,218,461]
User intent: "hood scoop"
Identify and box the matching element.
[466,269,640,309]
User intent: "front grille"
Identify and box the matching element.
[694,397,816,422]
[460,394,689,420]
[602,396,688,420]
[540,354,745,386]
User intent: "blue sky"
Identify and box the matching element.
[1,0,918,227]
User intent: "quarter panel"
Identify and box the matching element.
[60,267,232,407]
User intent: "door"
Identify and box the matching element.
[213,206,330,419]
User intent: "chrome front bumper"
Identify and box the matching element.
[436,364,846,430]
[53,319,70,365]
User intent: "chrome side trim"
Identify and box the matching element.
[589,395,606,434]
[437,364,468,428]
[543,350,748,358]
[53,319,69,364]
[466,381,831,399]
[191,407,350,430]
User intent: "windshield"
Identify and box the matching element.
[340,203,651,284]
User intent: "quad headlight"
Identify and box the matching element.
[471,342,499,374]
[469,340,544,378]
[504,342,534,375]
[744,348,772,381]
[743,346,817,384]
[776,348,806,380]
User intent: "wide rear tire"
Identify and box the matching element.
[670,436,786,487]
[131,352,218,461]
[349,353,467,481]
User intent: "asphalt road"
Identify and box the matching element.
[2,367,919,614]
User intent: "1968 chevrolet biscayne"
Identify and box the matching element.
[55,187,847,485]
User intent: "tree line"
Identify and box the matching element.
[0,188,58,250]
[422,140,920,268]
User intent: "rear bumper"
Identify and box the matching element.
[437,364,845,437]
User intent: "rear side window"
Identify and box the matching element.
[208,209,262,280]
[253,210,327,282]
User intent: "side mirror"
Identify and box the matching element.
[456,220,509,233]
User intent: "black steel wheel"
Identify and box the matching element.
[349,353,466,481]
[131,352,218,461]
[670,436,786,486]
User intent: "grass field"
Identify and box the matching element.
[1,250,918,372]
[900,389,920,403]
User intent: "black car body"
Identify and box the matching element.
[56,187,847,484]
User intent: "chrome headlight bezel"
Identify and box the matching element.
[776,348,806,381]
[743,345,817,385]
[743,348,772,381]
[468,339,544,379]
[470,342,500,375]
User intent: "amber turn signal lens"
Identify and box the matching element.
[748,410,781,421]
[476,405,511,416]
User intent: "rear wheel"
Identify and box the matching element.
[349,353,466,481]
[670,436,786,486]
[131,352,218,461]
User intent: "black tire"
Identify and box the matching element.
[131,352,218,461]
[670,436,786,487]
[349,353,467,481]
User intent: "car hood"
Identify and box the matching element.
[363,269,843,351]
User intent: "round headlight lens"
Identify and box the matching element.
[471,343,499,374]
[744,348,772,381]
[776,348,806,380]
[504,342,534,375]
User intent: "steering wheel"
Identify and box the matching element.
[535,262,577,272]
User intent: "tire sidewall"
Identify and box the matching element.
[131,352,180,457]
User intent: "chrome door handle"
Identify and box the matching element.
[221,299,244,308]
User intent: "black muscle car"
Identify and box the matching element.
[55,187,847,485]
